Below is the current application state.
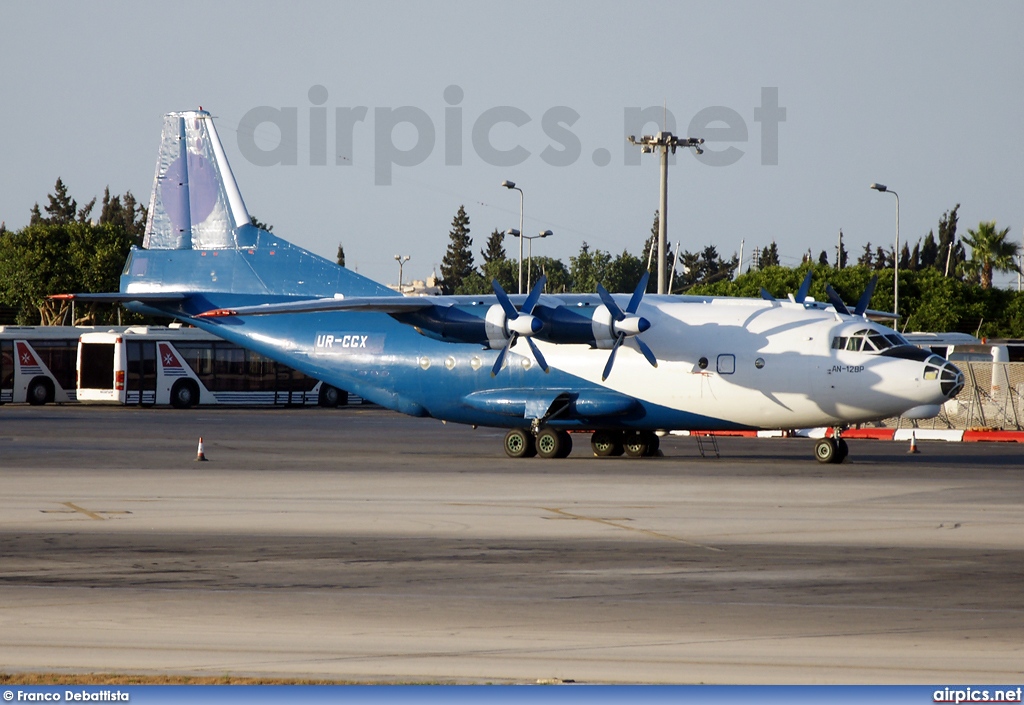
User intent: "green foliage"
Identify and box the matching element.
[960,220,1020,289]
[336,243,345,267]
[249,215,274,232]
[569,242,612,293]
[0,222,135,324]
[439,205,474,295]
[531,256,571,293]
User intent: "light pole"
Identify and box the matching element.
[627,132,704,294]
[870,183,900,321]
[501,180,524,294]
[394,254,410,294]
[507,229,553,291]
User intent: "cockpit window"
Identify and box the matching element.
[831,328,910,355]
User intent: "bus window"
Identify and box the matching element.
[30,339,79,393]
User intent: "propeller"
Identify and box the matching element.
[596,272,658,381]
[764,270,814,305]
[825,274,879,318]
[490,276,549,376]
[794,270,813,304]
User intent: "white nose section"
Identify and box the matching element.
[903,404,941,420]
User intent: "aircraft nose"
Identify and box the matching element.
[922,355,964,401]
[940,360,964,400]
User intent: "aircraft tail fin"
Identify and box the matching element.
[123,109,394,300]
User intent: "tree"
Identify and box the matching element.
[480,228,506,265]
[249,215,274,232]
[606,250,645,293]
[920,230,938,269]
[818,250,829,266]
[569,241,611,293]
[336,243,346,267]
[936,204,964,276]
[477,229,517,293]
[872,246,890,271]
[857,242,874,268]
[530,256,570,293]
[960,221,1020,289]
[99,187,147,246]
[30,178,94,225]
[439,205,474,295]
[760,241,780,268]
[0,222,135,324]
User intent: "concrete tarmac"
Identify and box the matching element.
[0,405,1022,683]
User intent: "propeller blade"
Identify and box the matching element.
[596,283,625,321]
[794,270,813,304]
[853,275,878,317]
[491,279,519,320]
[525,336,550,373]
[601,333,625,381]
[760,287,777,302]
[521,275,546,314]
[634,335,658,368]
[626,272,650,314]
[490,333,515,376]
[824,284,851,316]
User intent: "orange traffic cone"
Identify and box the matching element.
[907,431,920,454]
[196,437,209,462]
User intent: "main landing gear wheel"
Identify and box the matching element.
[504,428,537,458]
[623,430,660,457]
[591,430,624,457]
[814,437,848,464]
[536,428,572,459]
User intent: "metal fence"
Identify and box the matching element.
[885,362,1024,431]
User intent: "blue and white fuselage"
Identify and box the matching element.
[66,110,963,463]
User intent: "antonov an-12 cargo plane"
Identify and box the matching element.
[58,110,964,463]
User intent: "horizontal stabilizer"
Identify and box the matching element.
[197,296,436,318]
[50,292,189,304]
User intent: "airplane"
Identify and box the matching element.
[56,109,965,463]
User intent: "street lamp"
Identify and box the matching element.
[501,180,524,294]
[507,228,553,291]
[870,183,900,321]
[627,132,704,294]
[394,254,410,294]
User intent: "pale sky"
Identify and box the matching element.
[2,0,1022,288]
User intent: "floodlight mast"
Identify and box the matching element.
[627,132,704,294]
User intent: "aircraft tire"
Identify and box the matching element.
[537,427,567,459]
[623,431,649,458]
[555,430,573,458]
[591,430,623,457]
[318,384,347,408]
[27,377,54,406]
[814,438,838,464]
[504,428,536,458]
[642,431,660,457]
[836,438,849,463]
[170,380,199,409]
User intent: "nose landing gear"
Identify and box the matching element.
[814,433,849,464]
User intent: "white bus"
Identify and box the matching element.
[77,325,349,408]
[0,325,85,404]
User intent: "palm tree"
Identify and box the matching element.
[961,221,1020,289]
